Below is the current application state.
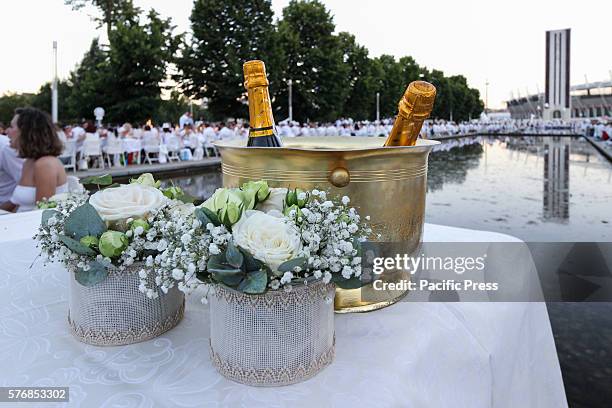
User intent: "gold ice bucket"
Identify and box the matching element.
[215,136,439,313]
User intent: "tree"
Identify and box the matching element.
[0,93,34,125]
[29,81,77,123]
[63,39,110,121]
[104,6,179,123]
[176,0,278,120]
[64,0,138,38]
[274,0,349,123]
[337,32,377,120]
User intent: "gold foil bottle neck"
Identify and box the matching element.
[243,60,269,89]
[384,80,436,147]
[397,81,436,121]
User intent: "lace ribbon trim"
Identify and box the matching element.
[209,337,336,386]
[211,280,335,310]
[67,299,185,346]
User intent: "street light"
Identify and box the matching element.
[51,41,58,123]
[376,92,380,122]
[288,79,293,122]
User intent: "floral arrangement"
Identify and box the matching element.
[36,173,195,295]
[139,180,371,298]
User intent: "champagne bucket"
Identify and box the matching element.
[67,262,185,346]
[215,136,439,312]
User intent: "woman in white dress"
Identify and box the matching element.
[0,108,67,212]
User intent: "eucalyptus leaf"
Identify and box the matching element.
[199,206,221,226]
[41,209,59,228]
[238,270,268,294]
[58,235,97,256]
[74,260,108,286]
[207,253,227,270]
[331,274,364,289]
[239,247,262,272]
[212,269,244,287]
[81,174,112,186]
[194,208,211,227]
[226,242,244,268]
[278,257,308,273]
[353,238,364,257]
[64,203,106,240]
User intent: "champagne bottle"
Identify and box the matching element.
[243,60,282,147]
[383,81,436,146]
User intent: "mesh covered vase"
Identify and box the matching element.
[67,262,185,346]
[209,279,336,386]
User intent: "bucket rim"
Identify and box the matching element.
[214,136,440,153]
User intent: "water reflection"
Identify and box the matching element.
[160,170,222,202]
[160,135,611,241]
[425,135,611,241]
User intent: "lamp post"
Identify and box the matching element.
[288,79,293,122]
[51,41,58,123]
[485,79,489,114]
[376,92,380,122]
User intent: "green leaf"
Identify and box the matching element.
[212,268,244,287]
[331,274,364,289]
[177,192,197,204]
[81,174,112,186]
[195,207,220,227]
[64,203,107,240]
[226,242,244,268]
[238,270,268,294]
[353,238,364,258]
[41,209,59,228]
[207,253,227,270]
[239,247,262,272]
[75,261,108,286]
[278,257,308,273]
[58,235,97,256]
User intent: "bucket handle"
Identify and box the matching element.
[328,167,350,188]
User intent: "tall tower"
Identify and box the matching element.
[544,29,571,120]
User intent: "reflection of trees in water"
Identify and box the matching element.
[427,143,483,192]
[160,171,223,201]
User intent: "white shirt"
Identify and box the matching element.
[202,127,217,143]
[0,146,24,203]
[0,135,10,148]
[179,114,193,129]
[218,127,235,140]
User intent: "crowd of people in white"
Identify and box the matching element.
[9,111,606,173]
[1,108,610,214]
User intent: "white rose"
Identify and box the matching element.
[232,210,301,272]
[255,187,287,214]
[89,183,167,222]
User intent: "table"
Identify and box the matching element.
[0,211,567,407]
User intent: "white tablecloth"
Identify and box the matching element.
[0,211,567,407]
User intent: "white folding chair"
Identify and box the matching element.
[82,139,105,169]
[166,136,181,162]
[59,140,77,172]
[103,138,126,167]
[143,138,161,164]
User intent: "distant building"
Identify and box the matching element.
[544,29,571,120]
[506,81,612,120]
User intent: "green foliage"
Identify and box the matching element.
[195,207,221,227]
[104,6,180,123]
[64,203,107,240]
[331,274,363,289]
[41,210,59,228]
[82,174,113,186]
[207,246,269,294]
[277,257,307,274]
[75,260,109,286]
[176,0,278,120]
[0,93,34,125]
[58,235,97,256]
[274,0,349,122]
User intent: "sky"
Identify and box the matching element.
[0,0,611,109]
